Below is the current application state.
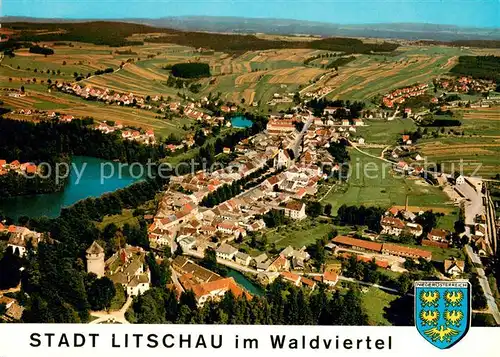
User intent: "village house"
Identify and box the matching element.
[183,277,251,307]
[444,258,465,277]
[427,228,450,243]
[300,276,316,290]
[280,271,301,286]
[215,243,238,260]
[322,271,339,287]
[267,255,290,272]
[235,251,252,266]
[283,201,307,220]
[381,243,432,261]
[332,235,432,261]
[380,217,406,236]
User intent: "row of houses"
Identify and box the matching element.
[214,243,311,272]
[332,235,433,261]
[0,160,38,176]
[382,83,429,108]
[95,121,156,145]
[437,76,495,94]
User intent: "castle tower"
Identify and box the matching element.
[86,241,105,278]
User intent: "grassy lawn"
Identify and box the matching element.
[255,218,355,250]
[399,242,464,262]
[96,209,138,230]
[262,218,335,249]
[356,118,416,145]
[322,148,454,215]
[361,287,400,326]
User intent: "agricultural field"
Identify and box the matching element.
[301,46,498,102]
[322,149,455,218]
[417,136,500,177]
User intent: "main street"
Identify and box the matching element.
[291,113,314,158]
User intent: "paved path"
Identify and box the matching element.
[318,184,335,202]
[291,114,314,158]
[89,296,133,324]
[296,272,403,294]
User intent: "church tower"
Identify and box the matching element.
[86,241,105,278]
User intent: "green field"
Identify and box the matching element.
[254,218,353,249]
[356,118,416,144]
[322,148,454,216]
[361,287,399,326]
[95,209,139,230]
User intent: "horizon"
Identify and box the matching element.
[2,0,500,29]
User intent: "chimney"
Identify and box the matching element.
[405,195,409,212]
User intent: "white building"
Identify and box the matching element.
[283,201,307,220]
[216,243,238,260]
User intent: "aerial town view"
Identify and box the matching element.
[0,0,499,331]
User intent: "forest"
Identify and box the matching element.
[29,45,54,55]
[170,63,211,79]
[0,157,70,198]
[0,118,166,164]
[8,21,399,54]
[450,55,500,82]
[126,279,370,325]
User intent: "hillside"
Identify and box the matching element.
[5,21,399,54]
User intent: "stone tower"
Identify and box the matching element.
[86,241,105,278]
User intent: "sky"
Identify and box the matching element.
[2,0,499,28]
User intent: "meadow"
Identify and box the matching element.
[322,149,456,218]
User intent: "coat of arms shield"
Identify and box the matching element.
[415,280,471,349]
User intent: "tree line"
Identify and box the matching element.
[0,118,166,164]
[126,278,369,325]
[0,157,70,198]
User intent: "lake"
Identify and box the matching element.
[227,268,264,296]
[230,115,253,128]
[0,156,143,221]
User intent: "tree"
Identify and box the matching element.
[0,248,22,289]
[324,203,332,216]
[87,277,116,311]
[397,273,412,295]
[306,201,323,218]
[201,247,217,271]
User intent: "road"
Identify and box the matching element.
[456,181,484,226]
[484,184,498,253]
[291,114,314,157]
[464,245,500,325]
[89,296,133,324]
